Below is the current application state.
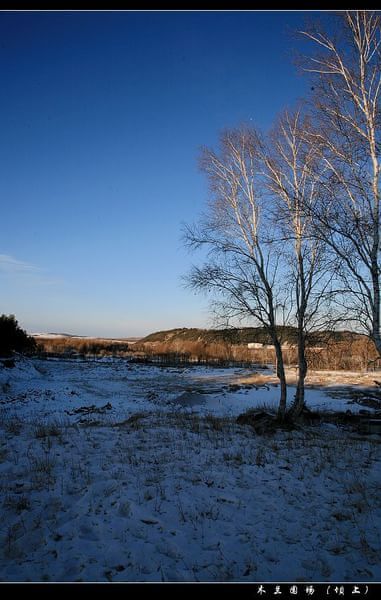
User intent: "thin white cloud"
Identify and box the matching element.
[0,254,41,274]
[0,253,63,286]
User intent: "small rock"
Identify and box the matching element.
[141,518,159,525]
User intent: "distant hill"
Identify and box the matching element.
[33,333,140,342]
[140,327,365,346]
[33,332,83,339]
[140,327,274,345]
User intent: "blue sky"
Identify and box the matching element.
[0,10,320,337]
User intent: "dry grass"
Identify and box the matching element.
[34,336,131,357]
[33,419,62,439]
[236,368,381,388]
[34,332,380,371]
[135,336,380,371]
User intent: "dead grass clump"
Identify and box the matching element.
[33,419,61,439]
[3,494,31,513]
[204,414,230,431]
[4,416,22,436]
[29,454,56,489]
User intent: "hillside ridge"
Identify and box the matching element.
[140,327,363,346]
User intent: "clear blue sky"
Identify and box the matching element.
[0,10,321,337]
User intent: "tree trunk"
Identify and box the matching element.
[289,234,309,419]
[273,338,287,420]
[371,272,381,356]
[371,156,381,356]
[290,327,307,418]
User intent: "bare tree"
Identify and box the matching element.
[263,110,329,416]
[300,11,381,356]
[184,128,289,419]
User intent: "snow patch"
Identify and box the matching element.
[0,357,380,582]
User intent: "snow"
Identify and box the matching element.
[32,333,77,339]
[1,357,380,582]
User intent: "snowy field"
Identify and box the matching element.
[0,357,380,582]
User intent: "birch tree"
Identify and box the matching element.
[263,110,328,416]
[301,11,381,355]
[184,128,289,419]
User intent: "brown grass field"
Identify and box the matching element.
[34,333,381,374]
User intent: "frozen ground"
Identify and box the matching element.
[0,357,380,582]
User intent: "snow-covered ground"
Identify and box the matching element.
[0,357,380,582]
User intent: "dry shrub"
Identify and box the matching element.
[35,333,380,371]
[306,337,378,371]
[35,337,130,358]
[137,336,379,371]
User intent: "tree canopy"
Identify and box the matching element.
[0,314,36,357]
